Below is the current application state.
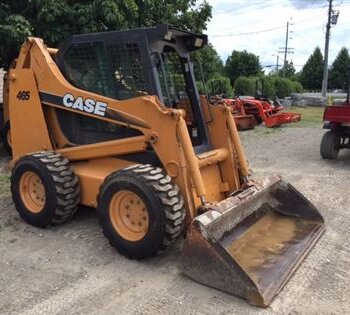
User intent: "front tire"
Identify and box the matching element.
[1,120,12,156]
[97,164,185,259]
[320,131,340,159]
[11,151,80,227]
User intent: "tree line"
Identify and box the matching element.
[1,0,348,97]
[197,44,350,97]
[0,0,211,69]
[300,46,350,91]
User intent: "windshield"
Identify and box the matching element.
[153,46,206,146]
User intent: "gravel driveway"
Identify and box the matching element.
[0,126,349,314]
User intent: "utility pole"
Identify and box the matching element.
[283,21,289,76]
[272,54,281,72]
[322,0,339,97]
[278,21,294,77]
[322,0,333,97]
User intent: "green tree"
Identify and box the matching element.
[0,0,212,69]
[206,74,233,98]
[234,76,255,96]
[224,50,262,85]
[329,47,350,90]
[192,42,223,81]
[278,60,296,79]
[300,47,324,90]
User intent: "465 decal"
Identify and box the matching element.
[17,91,30,101]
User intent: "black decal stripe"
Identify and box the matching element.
[39,92,64,107]
[39,91,150,129]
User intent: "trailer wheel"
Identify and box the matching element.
[1,121,12,156]
[11,151,80,227]
[97,164,185,259]
[320,131,340,159]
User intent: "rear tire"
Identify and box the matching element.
[11,151,80,227]
[320,131,340,159]
[97,164,185,259]
[1,120,12,156]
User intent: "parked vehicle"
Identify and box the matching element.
[321,66,350,159]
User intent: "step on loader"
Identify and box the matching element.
[4,25,324,307]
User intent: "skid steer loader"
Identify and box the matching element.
[4,25,324,307]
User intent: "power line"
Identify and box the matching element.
[212,1,287,15]
[210,11,329,37]
[213,2,329,16]
[210,24,286,38]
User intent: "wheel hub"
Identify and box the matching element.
[109,190,149,241]
[19,171,46,213]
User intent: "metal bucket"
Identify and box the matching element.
[181,176,325,307]
[234,114,256,130]
[265,112,301,127]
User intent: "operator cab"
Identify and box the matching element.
[55,24,208,148]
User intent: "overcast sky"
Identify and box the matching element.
[206,0,350,72]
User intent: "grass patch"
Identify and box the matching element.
[250,126,280,135]
[284,106,324,128]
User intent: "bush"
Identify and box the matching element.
[207,74,233,98]
[290,80,303,93]
[234,76,255,96]
[274,77,294,98]
[263,77,276,96]
[233,75,304,98]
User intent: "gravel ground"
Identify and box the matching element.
[0,126,349,315]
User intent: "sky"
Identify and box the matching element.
[206,0,350,73]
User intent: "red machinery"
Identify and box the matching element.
[207,80,255,130]
[240,79,301,128]
[222,98,256,130]
[320,68,350,159]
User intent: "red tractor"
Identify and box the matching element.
[208,79,255,130]
[320,67,350,159]
[221,97,256,130]
[240,79,301,128]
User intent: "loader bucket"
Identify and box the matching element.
[234,114,256,130]
[181,176,324,307]
[265,112,301,128]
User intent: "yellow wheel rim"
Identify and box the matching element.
[19,171,46,213]
[109,190,149,242]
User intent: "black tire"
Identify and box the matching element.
[253,114,263,124]
[97,164,186,259]
[1,120,12,156]
[11,151,80,227]
[320,131,340,160]
[0,107,3,130]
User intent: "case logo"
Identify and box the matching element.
[62,93,107,116]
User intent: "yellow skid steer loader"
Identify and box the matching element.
[3,25,324,307]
